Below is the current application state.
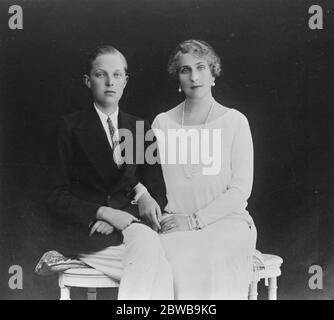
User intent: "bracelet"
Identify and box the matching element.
[192,213,201,230]
[190,213,204,230]
[187,214,201,231]
[187,216,194,230]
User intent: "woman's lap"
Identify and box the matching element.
[160,217,255,258]
[159,217,256,299]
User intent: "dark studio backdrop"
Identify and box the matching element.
[0,0,333,300]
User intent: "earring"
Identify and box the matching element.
[212,82,215,87]
[178,86,182,92]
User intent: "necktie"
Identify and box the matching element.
[107,117,122,167]
[107,117,117,149]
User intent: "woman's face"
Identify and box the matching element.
[178,53,215,100]
[84,53,128,108]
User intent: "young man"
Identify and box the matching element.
[47,45,173,299]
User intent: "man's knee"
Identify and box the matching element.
[122,223,166,267]
[123,223,160,245]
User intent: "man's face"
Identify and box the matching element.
[84,53,128,108]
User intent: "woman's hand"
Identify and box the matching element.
[89,220,114,236]
[137,193,162,231]
[159,213,190,234]
[97,207,140,231]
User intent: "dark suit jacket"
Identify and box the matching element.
[47,105,167,257]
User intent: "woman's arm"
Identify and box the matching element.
[135,119,167,229]
[196,114,254,226]
[137,119,168,209]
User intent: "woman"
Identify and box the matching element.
[48,45,173,299]
[151,40,257,299]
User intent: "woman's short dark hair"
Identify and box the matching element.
[85,45,128,75]
[167,39,221,79]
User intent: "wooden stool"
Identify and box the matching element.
[58,268,119,300]
[249,254,283,300]
[58,253,283,300]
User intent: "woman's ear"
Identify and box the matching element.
[83,74,91,88]
[211,76,216,86]
[124,75,129,87]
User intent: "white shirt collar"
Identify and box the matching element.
[93,103,119,128]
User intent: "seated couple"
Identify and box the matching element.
[47,40,257,300]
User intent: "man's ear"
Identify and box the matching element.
[83,74,91,88]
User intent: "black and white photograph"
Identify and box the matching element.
[0,0,333,301]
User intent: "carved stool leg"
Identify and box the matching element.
[268,277,277,300]
[248,280,258,300]
[60,286,71,300]
[87,288,97,300]
[59,273,71,300]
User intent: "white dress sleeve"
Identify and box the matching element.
[196,114,254,226]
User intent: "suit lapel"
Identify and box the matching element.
[117,110,138,186]
[74,106,119,188]
[73,106,139,192]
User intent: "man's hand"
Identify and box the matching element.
[137,193,162,231]
[97,206,140,231]
[89,220,114,237]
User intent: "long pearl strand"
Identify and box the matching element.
[181,99,214,179]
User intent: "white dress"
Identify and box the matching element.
[152,101,257,300]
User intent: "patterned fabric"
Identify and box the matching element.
[107,117,122,167]
[107,117,117,149]
[34,250,88,276]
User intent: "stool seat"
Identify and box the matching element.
[58,253,283,300]
[63,268,110,276]
[58,267,119,300]
[249,253,283,300]
[257,254,283,279]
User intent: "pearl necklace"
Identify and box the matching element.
[181,99,214,179]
